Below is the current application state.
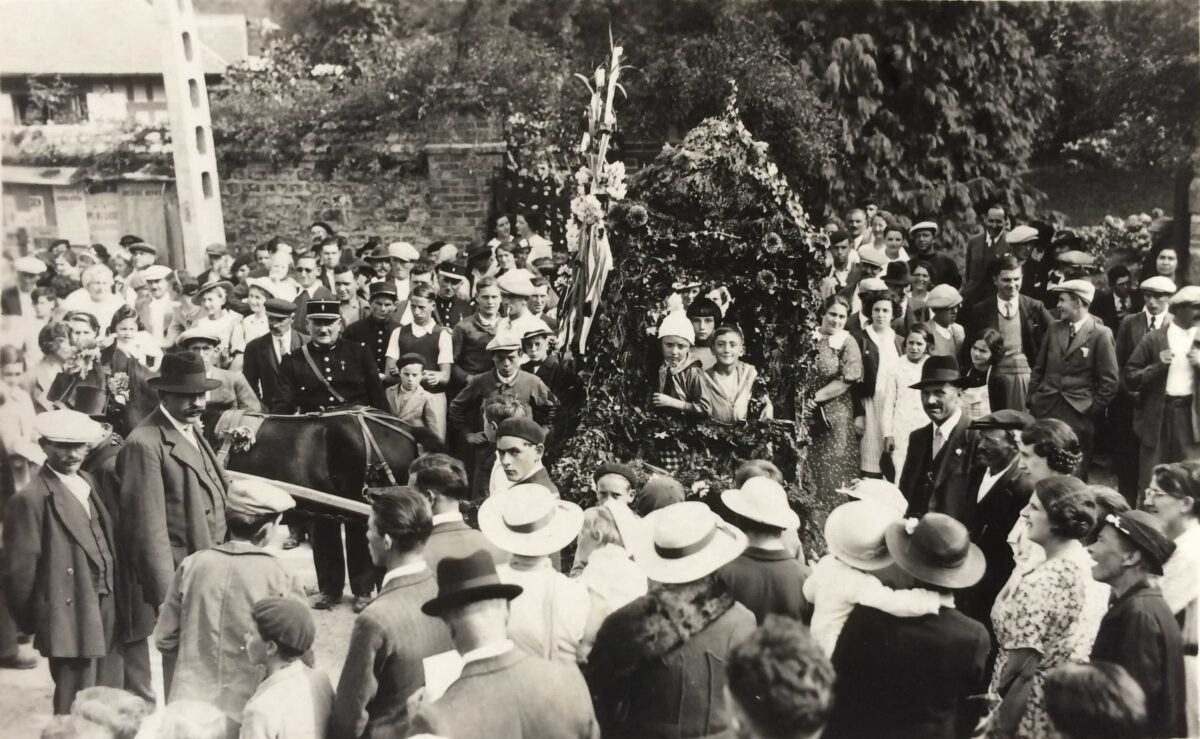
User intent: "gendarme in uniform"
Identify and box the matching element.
[271,299,388,414]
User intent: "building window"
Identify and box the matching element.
[12,76,88,124]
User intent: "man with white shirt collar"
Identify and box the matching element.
[898,355,975,521]
[134,265,177,349]
[118,352,228,617]
[1126,286,1200,492]
[410,549,600,739]
[408,453,508,573]
[5,410,117,712]
[958,410,1034,636]
[1028,278,1119,478]
[387,241,419,307]
[330,486,452,739]
[1,256,46,316]
[1111,275,1176,503]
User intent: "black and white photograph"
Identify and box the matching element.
[0,0,1198,737]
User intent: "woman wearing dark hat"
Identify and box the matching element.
[987,476,1100,739]
[586,501,755,739]
[823,513,989,739]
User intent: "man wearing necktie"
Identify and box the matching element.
[291,254,335,333]
[243,298,304,411]
[898,355,974,521]
[1028,279,1120,479]
[5,410,119,713]
[1111,277,1177,504]
[1126,286,1200,496]
[118,351,230,699]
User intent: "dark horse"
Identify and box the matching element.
[202,408,419,519]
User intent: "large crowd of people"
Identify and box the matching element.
[0,205,1197,739]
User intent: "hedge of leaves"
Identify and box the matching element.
[550,97,834,546]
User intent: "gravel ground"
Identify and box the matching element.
[1,528,358,739]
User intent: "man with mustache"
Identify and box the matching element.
[272,300,388,612]
[117,351,230,701]
[897,355,975,521]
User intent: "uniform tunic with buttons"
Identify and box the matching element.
[344,316,393,375]
[270,339,388,414]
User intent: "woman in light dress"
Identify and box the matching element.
[881,324,933,477]
[858,293,901,477]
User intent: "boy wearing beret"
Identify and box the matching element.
[153,480,306,736]
[241,597,334,739]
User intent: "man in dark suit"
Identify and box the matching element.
[908,221,962,289]
[330,487,452,738]
[1111,276,1175,503]
[818,231,863,302]
[117,352,229,696]
[823,513,990,739]
[408,453,508,572]
[434,264,473,329]
[1028,279,1120,477]
[291,254,335,333]
[957,411,1034,638]
[899,355,975,520]
[1092,265,1137,333]
[344,282,399,379]
[242,299,303,408]
[962,205,1009,301]
[1125,286,1200,493]
[1,256,46,316]
[5,410,119,713]
[411,550,600,739]
[963,254,1053,412]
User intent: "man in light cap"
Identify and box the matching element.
[908,220,961,288]
[447,331,557,456]
[496,269,552,340]
[4,410,117,712]
[387,241,420,306]
[134,264,177,350]
[154,478,305,735]
[1027,278,1119,477]
[2,255,46,316]
[1125,285,1200,492]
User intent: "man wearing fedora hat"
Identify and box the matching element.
[1028,278,1119,477]
[117,351,229,696]
[716,478,809,624]
[1125,285,1200,494]
[898,355,975,521]
[409,550,599,739]
[822,513,990,739]
[4,410,119,713]
[1089,511,1188,738]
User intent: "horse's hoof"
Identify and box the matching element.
[311,594,341,611]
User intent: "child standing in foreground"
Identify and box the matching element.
[385,352,444,443]
[240,597,334,739]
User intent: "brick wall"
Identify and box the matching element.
[218,115,506,249]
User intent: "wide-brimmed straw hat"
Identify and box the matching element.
[633,501,746,584]
[478,484,584,557]
[148,351,221,394]
[720,477,799,530]
[421,549,524,617]
[835,478,908,517]
[825,500,900,571]
[884,513,985,589]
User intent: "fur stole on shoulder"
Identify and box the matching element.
[592,575,736,678]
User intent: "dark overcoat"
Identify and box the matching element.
[898,413,974,520]
[3,467,115,658]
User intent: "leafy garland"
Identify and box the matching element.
[551,90,835,547]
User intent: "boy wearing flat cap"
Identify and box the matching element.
[153,480,306,736]
[242,597,334,739]
[4,410,118,713]
[1089,510,1188,738]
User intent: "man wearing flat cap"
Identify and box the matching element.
[907,221,961,289]
[2,256,47,316]
[1125,285,1200,493]
[4,410,118,713]
[154,479,305,734]
[958,410,1034,633]
[241,298,304,409]
[1027,279,1119,477]
[1089,510,1188,739]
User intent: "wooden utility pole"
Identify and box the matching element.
[156,0,225,271]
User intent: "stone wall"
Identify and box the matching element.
[218,115,506,249]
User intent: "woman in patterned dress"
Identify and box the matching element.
[988,475,1099,739]
[804,295,862,503]
[859,293,901,477]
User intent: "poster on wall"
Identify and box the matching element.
[53,187,91,244]
[86,190,123,247]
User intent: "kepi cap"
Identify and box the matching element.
[304,299,340,320]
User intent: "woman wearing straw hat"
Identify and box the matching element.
[479,484,590,664]
[586,501,756,739]
[822,512,989,739]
